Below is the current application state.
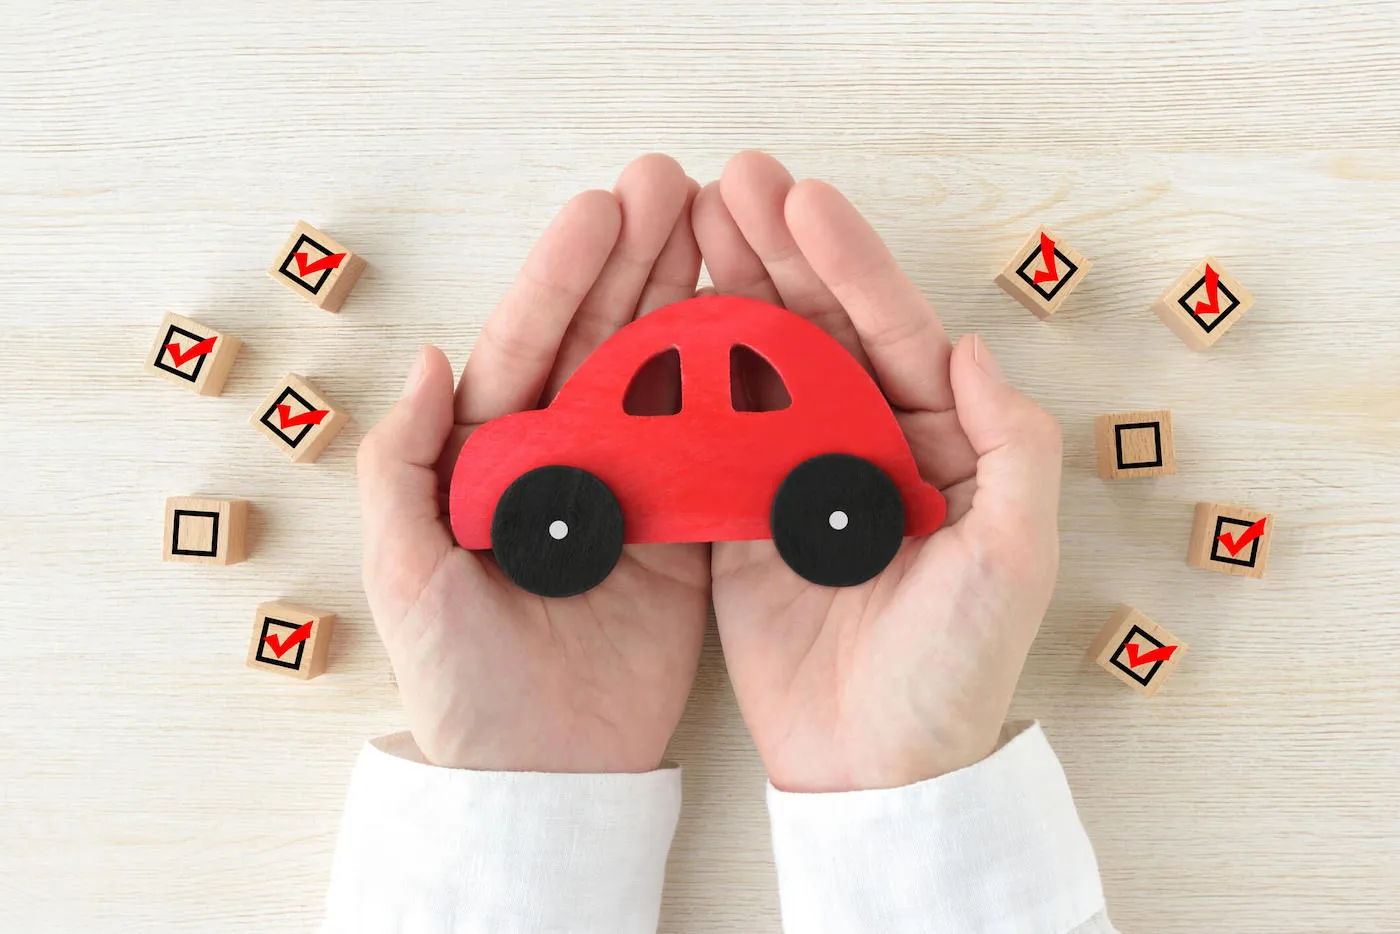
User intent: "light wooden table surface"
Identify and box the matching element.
[3,3,1399,931]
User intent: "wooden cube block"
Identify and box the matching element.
[1187,502,1274,578]
[145,313,242,396]
[247,602,334,680]
[163,496,248,565]
[250,373,350,464]
[1151,257,1254,351]
[1089,605,1188,697]
[1095,409,1176,479]
[268,220,366,313]
[994,226,1093,319]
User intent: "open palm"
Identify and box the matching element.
[357,155,710,773]
[693,153,1064,792]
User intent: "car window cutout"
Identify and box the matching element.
[730,344,791,412]
[622,347,682,416]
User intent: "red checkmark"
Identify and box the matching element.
[1217,516,1267,556]
[1193,264,1221,316]
[1124,641,1178,668]
[275,403,329,430]
[163,336,217,367]
[1032,232,1059,284]
[294,251,346,277]
[263,620,314,658]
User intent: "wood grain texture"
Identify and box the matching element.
[2,2,1399,931]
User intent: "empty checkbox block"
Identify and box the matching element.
[163,496,248,565]
[994,226,1093,320]
[145,313,242,397]
[1187,502,1274,579]
[1088,604,1188,698]
[1095,409,1176,479]
[269,220,366,313]
[1151,257,1254,351]
[247,601,335,680]
[250,373,350,465]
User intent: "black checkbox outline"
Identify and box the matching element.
[255,616,308,670]
[1177,271,1240,334]
[171,508,220,557]
[1210,514,1262,567]
[154,324,211,384]
[1113,421,1164,470]
[259,385,322,449]
[277,233,340,295]
[1015,241,1079,301]
[1110,625,1170,686]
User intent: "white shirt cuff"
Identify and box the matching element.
[766,721,1106,934]
[323,732,682,934]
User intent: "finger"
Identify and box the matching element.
[785,179,956,413]
[947,334,1062,552]
[456,189,621,424]
[542,154,691,399]
[691,181,782,305]
[894,407,979,500]
[635,177,702,316]
[436,422,471,494]
[359,347,458,592]
[719,151,866,362]
[437,178,701,491]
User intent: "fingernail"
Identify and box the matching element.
[402,347,427,397]
[973,335,1004,382]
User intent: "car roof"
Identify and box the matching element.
[555,294,878,413]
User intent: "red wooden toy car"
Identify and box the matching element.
[449,294,946,596]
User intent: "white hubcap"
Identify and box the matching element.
[548,520,569,540]
[828,510,849,531]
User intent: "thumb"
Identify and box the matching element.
[948,334,1062,555]
[357,346,457,583]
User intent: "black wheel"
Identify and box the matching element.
[770,454,905,587]
[490,465,625,598]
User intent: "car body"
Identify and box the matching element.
[449,294,947,552]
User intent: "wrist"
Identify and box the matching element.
[400,694,669,774]
[765,719,1005,793]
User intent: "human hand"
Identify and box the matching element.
[357,154,710,773]
[693,152,1063,792]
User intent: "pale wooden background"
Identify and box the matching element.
[2,2,1398,931]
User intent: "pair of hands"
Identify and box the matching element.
[357,152,1062,793]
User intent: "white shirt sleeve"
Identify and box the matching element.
[324,722,1111,934]
[321,732,681,934]
[766,721,1112,934]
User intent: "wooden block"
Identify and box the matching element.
[1094,409,1176,479]
[163,496,248,565]
[994,226,1093,319]
[1088,604,1188,697]
[1187,501,1274,578]
[1151,257,1254,351]
[268,220,366,313]
[250,373,350,464]
[246,602,334,680]
[144,313,242,396]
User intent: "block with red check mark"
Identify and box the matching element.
[994,226,1093,320]
[162,496,249,565]
[250,373,350,464]
[1151,257,1255,351]
[1187,502,1274,578]
[1089,605,1189,697]
[144,313,242,396]
[1094,409,1176,479]
[268,220,366,313]
[246,601,335,680]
